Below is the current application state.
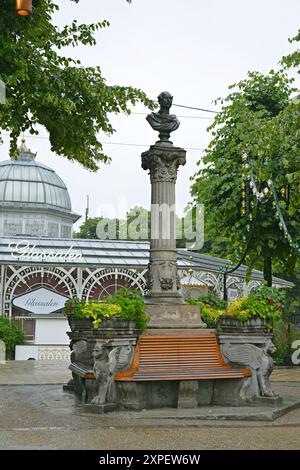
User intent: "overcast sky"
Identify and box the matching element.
[2,0,300,226]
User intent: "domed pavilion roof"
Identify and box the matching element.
[0,140,79,221]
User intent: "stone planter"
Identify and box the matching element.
[67,317,94,332]
[218,316,272,334]
[67,317,137,335]
[65,316,138,402]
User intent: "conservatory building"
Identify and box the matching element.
[0,143,293,360]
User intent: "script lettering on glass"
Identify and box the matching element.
[9,240,84,263]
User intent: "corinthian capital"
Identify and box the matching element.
[141,143,186,183]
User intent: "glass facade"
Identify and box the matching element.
[0,149,80,238]
[0,159,71,210]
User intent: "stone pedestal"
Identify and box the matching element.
[146,304,206,329]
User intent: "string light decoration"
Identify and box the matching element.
[219,150,298,301]
[240,152,300,255]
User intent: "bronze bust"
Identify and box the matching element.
[146,91,180,142]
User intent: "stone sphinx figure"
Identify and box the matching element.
[221,338,278,400]
[91,341,133,406]
[146,91,180,142]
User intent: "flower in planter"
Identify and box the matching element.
[225,286,286,323]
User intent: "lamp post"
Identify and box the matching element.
[16,0,32,16]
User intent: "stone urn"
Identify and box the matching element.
[218,316,273,334]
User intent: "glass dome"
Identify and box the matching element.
[0,145,71,210]
[0,141,80,238]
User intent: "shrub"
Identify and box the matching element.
[0,316,25,358]
[105,288,149,332]
[187,292,226,327]
[272,319,300,365]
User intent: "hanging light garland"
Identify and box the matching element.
[273,190,300,253]
[240,151,300,255]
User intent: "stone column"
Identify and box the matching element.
[142,91,206,330]
[142,142,186,304]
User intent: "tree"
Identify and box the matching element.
[74,205,199,247]
[191,70,300,286]
[74,207,150,241]
[73,217,102,239]
[0,0,153,170]
[282,29,300,72]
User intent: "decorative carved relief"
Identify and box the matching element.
[38,347,70,361]
[141,145,186,184]
[147,260,181,295]
[221,338,278,399]
[91,341,133,406]
[160,277,174,290]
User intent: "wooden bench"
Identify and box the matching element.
[69,334,251,407]
[115,334,251,382]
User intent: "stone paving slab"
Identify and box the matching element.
[0,362,300,425]
[0,360,70,385]
[271,367,300,382]
[1,426,299,450]
[0,383,300,449]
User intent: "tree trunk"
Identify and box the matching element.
[263,252,272,287]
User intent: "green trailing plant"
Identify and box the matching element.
[0,316,25,358]
[64,289,149,331]
[64,298,121,329]
[187,292,227,327]
[105,288,149,332]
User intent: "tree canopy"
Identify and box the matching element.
[190,70,300,285]
[0,0,153,170]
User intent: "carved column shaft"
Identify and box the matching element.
[141,142,186,304]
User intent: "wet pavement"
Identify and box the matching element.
[0,361,300,449]
[1,360,299,386]
[0,360,70,385]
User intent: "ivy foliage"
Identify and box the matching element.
[0,0,153,170]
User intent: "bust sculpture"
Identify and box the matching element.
[146,91,180,142]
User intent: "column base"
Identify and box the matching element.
[145,293,185,305]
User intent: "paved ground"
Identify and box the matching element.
[0,361,300,450]
[0,360,70,385]
[1,360,299,386]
